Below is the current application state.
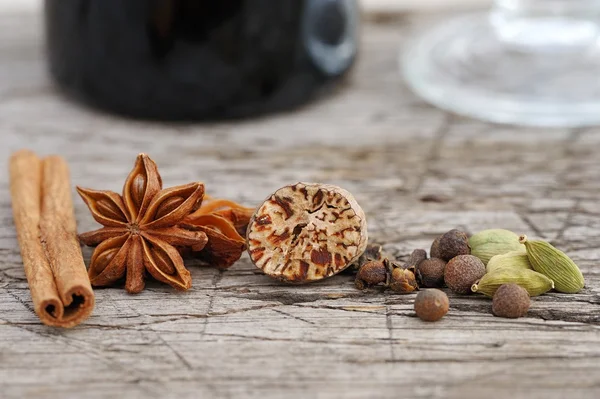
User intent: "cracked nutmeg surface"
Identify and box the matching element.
[246,182,368,283]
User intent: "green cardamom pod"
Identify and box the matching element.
[471,268,554,297]
[519,235,584,294]
[469,229,525,265]
[486,250,532,273]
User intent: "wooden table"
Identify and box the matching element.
[1,11,599,399]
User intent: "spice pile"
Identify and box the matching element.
[9,152,586,328]
[353,228,585,321]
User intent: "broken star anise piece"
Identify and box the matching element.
[195,196,255,236]
[77,153,208,294]
[181,198,254,269]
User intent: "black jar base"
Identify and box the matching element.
[45,0,359,121]
[49,66,350,122]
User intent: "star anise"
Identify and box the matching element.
[77,154,208,293]
[197,196,255,236]
[180,197,255,269]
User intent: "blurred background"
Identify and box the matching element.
[7,0,598,126]
[0,0,492,13]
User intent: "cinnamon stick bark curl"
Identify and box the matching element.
[9,150,94,327]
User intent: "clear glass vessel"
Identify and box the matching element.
[402,0,600,127]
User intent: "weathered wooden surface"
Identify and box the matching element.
[1,11,600,399]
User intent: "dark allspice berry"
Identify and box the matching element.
[414,289,449,322]
[438,229,471,261]
[430,236,442,259]
[417,258,447,288]
[355,260,387,289]
[444,254,485,294]
[492,283,530,318]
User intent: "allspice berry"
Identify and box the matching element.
[444,255,485,294]
[417,258,447,288]
[430,236,442,259]
[389,267,419,294]
[438,229,471,261]
[407,249,427,268]
[492,283,530,318]
[414,289,449,322]
[355,260,387,289]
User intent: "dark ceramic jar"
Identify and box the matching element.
[45,0,359,120]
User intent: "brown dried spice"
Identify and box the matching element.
[77,154,208,293]
[430,236,442,259]
[349,243,384,272]
[181,216,246,269]
[444,254,485,294]
[388,262,419,294]
[181,197,255,269]
[406,249,427,268]
[438,229,471,261]
[355,260,387,289]
[492,283,530,318]
[414,289,449,322]
[417,258,446,288]
[246,183,368,283]
[193,196,255,236]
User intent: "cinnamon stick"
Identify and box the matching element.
[9,150,94,327]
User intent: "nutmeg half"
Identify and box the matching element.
[246,183,368,283]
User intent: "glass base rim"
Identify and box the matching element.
[401,13,600,128]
